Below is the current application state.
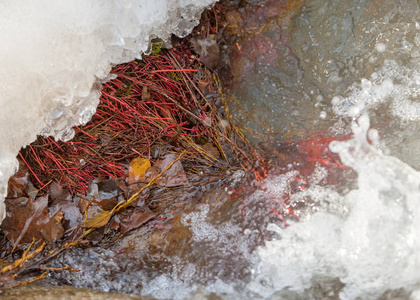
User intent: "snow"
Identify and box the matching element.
[0,0,216,222]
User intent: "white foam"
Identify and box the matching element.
[250,114,420,299]
[0,0,216,221]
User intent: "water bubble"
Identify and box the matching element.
[361,79,372,90]
[376,43,386,52]
[349,106,360,116]
[367,128,379,142]
[331,96,341,105]
[329,140,343,153]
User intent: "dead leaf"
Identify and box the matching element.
[197,78,210,93]
[1,195,49,248]
[154,154,189,187]
[96,198,119,211]
[115,179,149,207]
[109,218,120,231]
[40,211,65,243]
[118,207,155,234]
[24,182,39,200]
[49,181,71,203]
[127,158,151,184]
[75,195,104,221]
[201,142,221,159]
[7,160,29,198]
[75,196,90,214]
[97,179,122,200]
[49,201,83,230]
[115,178,129,198]
[5,197,29,210]
[191,37,220,70]
[145,166,161,181]
[84,210,114,228]
[141,86,151,101]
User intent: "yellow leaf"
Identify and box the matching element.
[84,210,113,228]
[127,157,151,184]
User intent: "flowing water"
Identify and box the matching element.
[38,0,420,299]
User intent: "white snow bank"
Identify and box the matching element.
[0,0,216,222]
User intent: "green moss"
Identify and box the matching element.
[151,41,164,56]
[168,72,183,81]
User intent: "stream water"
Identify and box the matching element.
[36,0,420,299]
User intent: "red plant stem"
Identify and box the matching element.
[19,152,45,187]
[75,126,97,140]
[150,69,197,73]
[28,145,46,171]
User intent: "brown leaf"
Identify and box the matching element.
[97,179,122,199]
[49,181,71,203]
[109,217,120,231]
[5,197,29,210]
[201,142,221,159]
[85,202,104,221]
[125,186,149,207]
[40,211,65,243]
[49,201,83,230]
[7,160,29,198]
[75,195,106,221]
[144,166,161,181]
[96,198,119,211]
[115,178,130,199]
[191,37,220,70]
[154,154,189,187]
[119,207,155,234]
[1,195,49,247]
[197,78,210,93]
[75,196,91,214]
[127,157,151,184]
[25,182,39,200]
[141,86,151,101]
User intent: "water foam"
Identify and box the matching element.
[250,113,420,299]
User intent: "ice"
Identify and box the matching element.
[0,0,216,222]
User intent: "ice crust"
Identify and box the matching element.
[0,0,216,221]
